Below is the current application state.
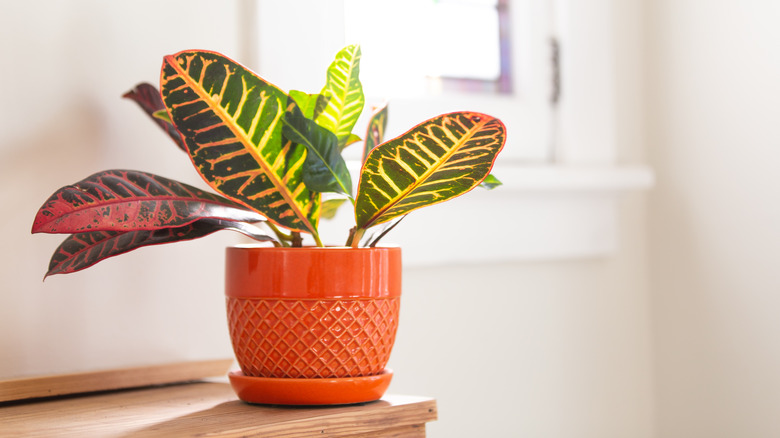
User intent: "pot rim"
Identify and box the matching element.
[225,245,402,299]
[229,244,400,250]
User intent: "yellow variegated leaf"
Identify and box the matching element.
[160,50,320,238]
[355,111,506,234]
[316,45,365,149]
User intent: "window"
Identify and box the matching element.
[252,0,651,263]
[344,0,511,96]
[254,0,555,162]
[340,0,551,162]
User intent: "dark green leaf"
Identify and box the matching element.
[283,101,352,196]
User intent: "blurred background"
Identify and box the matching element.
[2,0,779,437]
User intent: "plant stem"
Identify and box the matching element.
[367,215,406,247]
[268,220,323,247]
[313,231,324,247]
[266,223,291,247]
[291,232,303,247]
[348,227,365,248]
[267,222,292,240]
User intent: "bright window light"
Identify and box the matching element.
[344,0,507,97]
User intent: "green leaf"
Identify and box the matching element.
[289,90,330,119]
[345,133,362,149]
[160,50,320,239]
[316,45,365,149]
[355,112,506,232]
[480,174,502,190]
[363,103,388,162]
[283,101,352,196]
[152,109,172,123]
[320,198,348,220]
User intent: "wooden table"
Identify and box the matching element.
[0,382,437,437]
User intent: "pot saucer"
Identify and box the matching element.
[228,369,393,406]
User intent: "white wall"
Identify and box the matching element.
[0,0,247,378]
[0,2,656,438]
[390,196,653,437]
[9,0,780,436]
[646,1,780,437]
[389,1,655,435]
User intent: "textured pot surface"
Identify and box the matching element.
[225,246,401,379]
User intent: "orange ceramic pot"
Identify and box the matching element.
[225,245,401,404]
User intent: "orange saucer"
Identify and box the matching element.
[228,369,393,405]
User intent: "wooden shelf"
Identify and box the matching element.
[0,381,437,437]
[0,359,234,403]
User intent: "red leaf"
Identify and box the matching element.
[32,170,263,234]
[123,83,186,151]
[362,102,388,163]
[44,219,273,278]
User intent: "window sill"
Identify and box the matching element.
[321,164,654,266]
[490,164,655,193]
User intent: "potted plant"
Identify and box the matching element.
[31,46,506,405]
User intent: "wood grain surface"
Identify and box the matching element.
[0,382,437,437]
[0,359,233,403]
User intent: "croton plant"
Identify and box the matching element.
[31,46,506,277]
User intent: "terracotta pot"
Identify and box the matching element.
[224,245,401,405]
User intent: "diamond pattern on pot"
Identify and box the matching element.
[226,297,400,378]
